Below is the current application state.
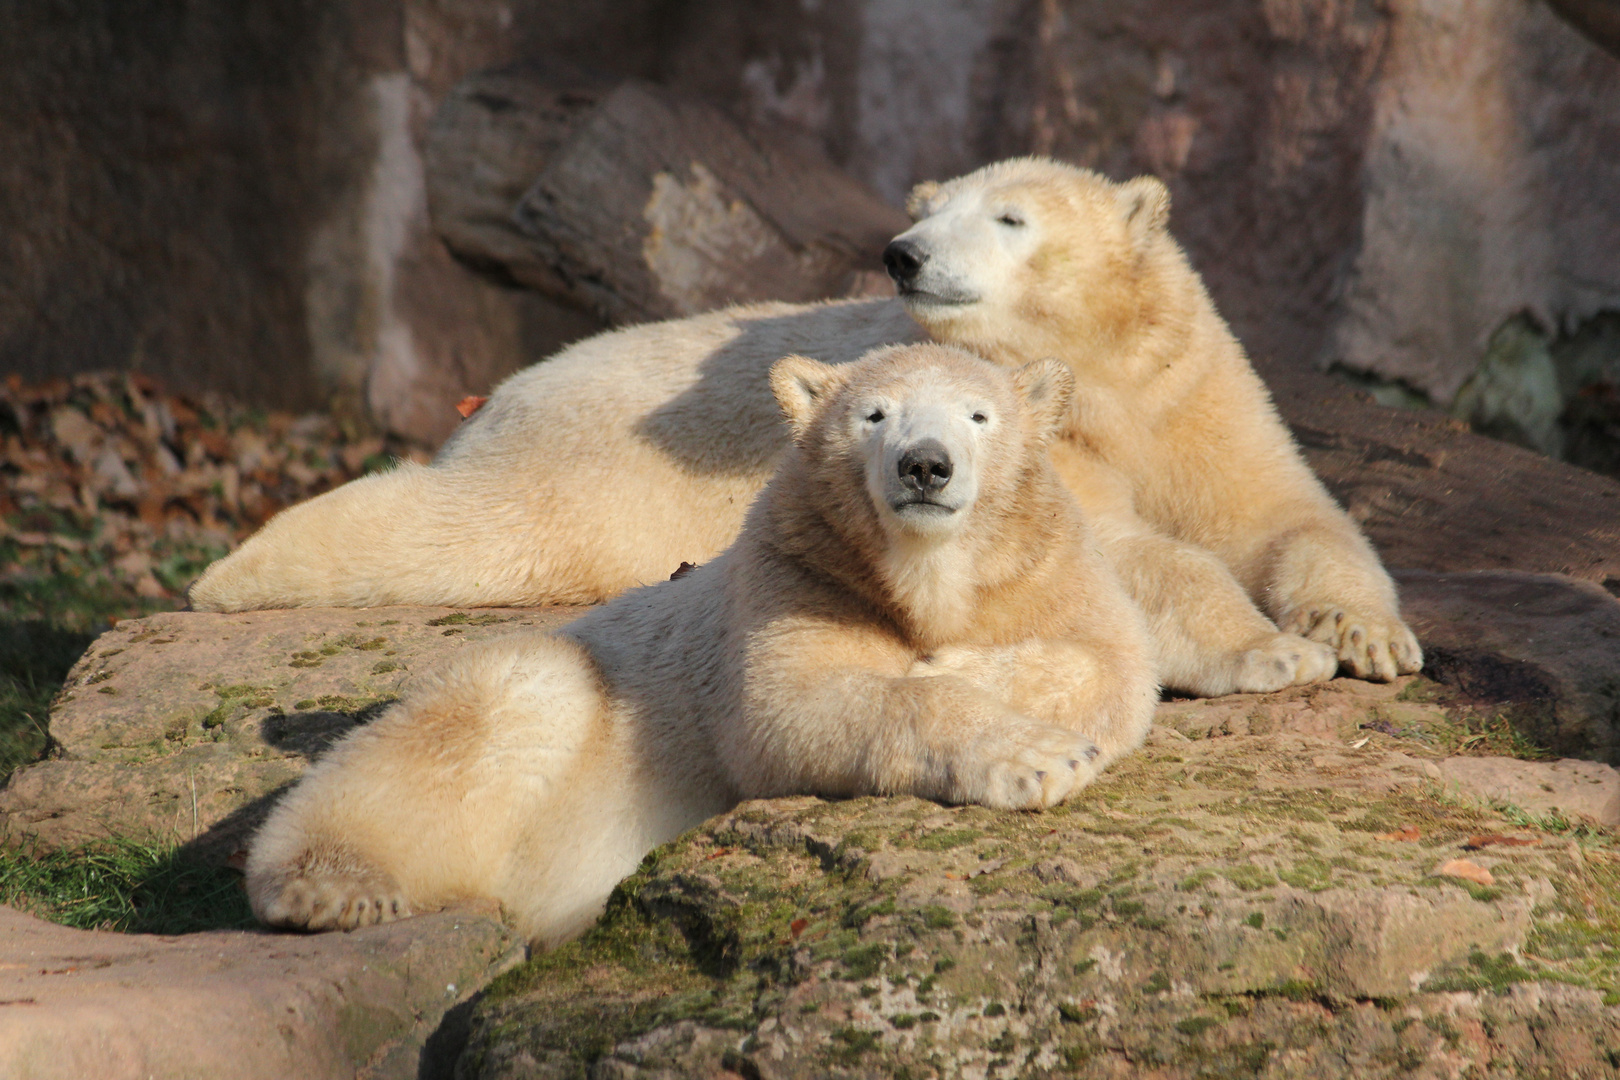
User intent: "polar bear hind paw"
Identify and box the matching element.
[1230,631,1339,694]
[955,721,1101,810]
[1281,606,1423,683]
[254,866,411,932]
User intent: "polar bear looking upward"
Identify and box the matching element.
[191,157,1419,692]
[245,345,1159,945]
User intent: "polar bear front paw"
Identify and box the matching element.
[1230,632,1339,694]
[951,721,1101,810]
[1279,606,1423,683]
[251,865,411,932]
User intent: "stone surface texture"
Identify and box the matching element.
[457,743,1620,1080]
[1438,757,1620,827]
[3,575,1620,1075]
[1395,569,1620,760]
[5,0,1617,441]
[0,606,581,859]
[0,902,520,1080]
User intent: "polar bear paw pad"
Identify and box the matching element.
[256,870,411,932]
[961,722,1101,811]
[1231,631,1339,694]
[1282,606,1423,683]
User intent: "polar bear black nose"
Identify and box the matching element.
[899,440,953,492]
[883,239,927,283]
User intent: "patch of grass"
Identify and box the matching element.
[1388,677,1551,760]
[1278,858,1334,892]
[0,620,96,782]
[1175,1015,1222,1036]
[0,838,253,934]
[842,942,889,980]
[1423,950,1538,993]
[427,612,510,627]
[1221,865,1278,892]
[829,1026,879,1062]
[910,827,981,852]
[0,537,178,633]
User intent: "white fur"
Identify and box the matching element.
[245,346,1158,945]
[194,158,1417,691]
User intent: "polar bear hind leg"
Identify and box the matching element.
[246,634,660,943]
[189,461,595,611]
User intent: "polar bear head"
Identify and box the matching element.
[769,343,1073,543]
[882,157,1174,383]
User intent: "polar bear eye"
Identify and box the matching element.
[971,411,988,424]
[866,409,885,423]
[997,212,1025,228]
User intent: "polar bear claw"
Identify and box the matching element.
[1281,606,1423,683]
[957,721,1102,811]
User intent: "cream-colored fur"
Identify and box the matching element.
[245,345,1158,945]
[192,157,1417,690]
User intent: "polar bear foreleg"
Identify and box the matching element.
[1096,525,1339,696]
[1252,521,1422,682]
[741,635,1134,812]
[912,636,1157,772]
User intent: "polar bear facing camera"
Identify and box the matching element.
[193,156,1417,695]
[246,344,1158,944]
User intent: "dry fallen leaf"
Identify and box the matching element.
[1437,859,1495,887]
[1377,824,1421,842]
[1,371,414,610]
[1464,834,1537,851]
[456,395,489,419]
[789,918,808,938]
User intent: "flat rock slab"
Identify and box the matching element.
[0,606,582,857]
[1396,568,1620,761]
[1438,757,1620,826]
[459,730,1620,1080]
[4,568,1620,861]
[0,902,521,1080]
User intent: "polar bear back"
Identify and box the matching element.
[437,297,923,481]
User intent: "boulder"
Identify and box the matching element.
[0,901,519,1080]
[1277,370,1620,590]
[1396,569,1620,760]
[425,70,905,326]
[1438,757,1620,827]
[0,606,581,859]
[457,732,1620,1079]
[4,421,1619,1077]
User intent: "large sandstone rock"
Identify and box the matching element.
[2,541,1618,1077]
[1277,369,1620,590]
[5,564,1619,867]
[0,606,580,859]
[425,71,904,327]
[0,902,519,1080]
[8,0,1616,449]
[457,729,1620,1079]
[1326,0,1620,405]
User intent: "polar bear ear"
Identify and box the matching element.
[771,354,847,436]
[1117,176,1170,244]
[905,181,942,221]
[1012,358,1076,444]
